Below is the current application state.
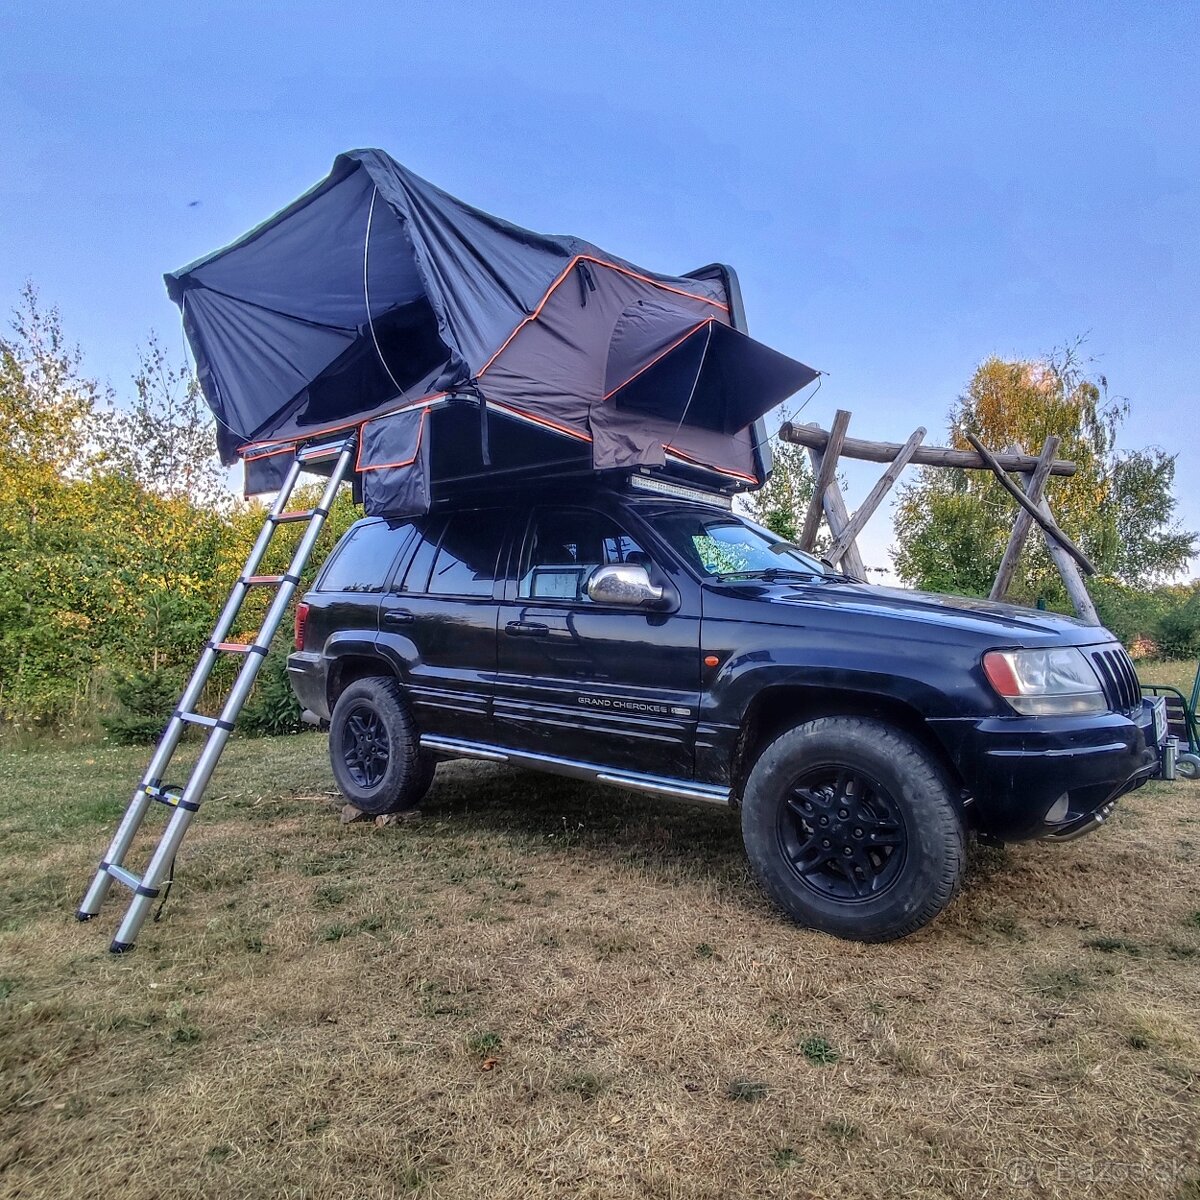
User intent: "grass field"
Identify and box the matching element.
[1139,659,1199,699]
[1,731,1199,1199]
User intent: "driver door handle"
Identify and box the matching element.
[505,620,549,638]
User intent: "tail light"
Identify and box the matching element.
[294,602,310,651]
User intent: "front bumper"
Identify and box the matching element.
[932,700,1165,842]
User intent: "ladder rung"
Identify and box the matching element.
[243,574,285,587]
[212,641,267,656]
[297,439,353,464]
[175,710,234,732]
[102,862,159,898]
[272,508,324,524]
[144,784,200,813]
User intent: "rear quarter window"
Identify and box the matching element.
[317,521,413,593]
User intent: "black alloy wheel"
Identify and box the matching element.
[740,716,966,942]
[328,677,437,815]
[778,765,907,902]
[340,704,391,790]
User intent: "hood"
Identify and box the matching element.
[719,580,1111,647]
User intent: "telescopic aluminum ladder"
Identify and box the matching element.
[77,436,357,952]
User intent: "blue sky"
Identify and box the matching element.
[1,1,1196,575]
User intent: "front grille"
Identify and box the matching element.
[1089,646,1141,713]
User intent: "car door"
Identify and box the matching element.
[377,507,512,744]
[494,503,701,779]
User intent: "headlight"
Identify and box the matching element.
[982,647,1106,716]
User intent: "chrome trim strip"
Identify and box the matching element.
[422,736,509,762]
[420,735,732,806]
[594,773,730,804]
[986,741,1126,759]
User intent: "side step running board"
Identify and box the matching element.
[420,735,733,807]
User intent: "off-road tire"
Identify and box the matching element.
[741,716,965,942]
[329,677,436,815]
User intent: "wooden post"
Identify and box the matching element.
[826,426,926,566]
[803,448,867,579]
[1036,496,1101,625]
[989,436,1060,602]
[964,433,1096,576]
[799,409,850,552]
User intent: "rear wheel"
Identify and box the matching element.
[329,677,436,815]
[741,717,965,942]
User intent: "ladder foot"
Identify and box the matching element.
[75,910,97,922]
[109,939,136,954]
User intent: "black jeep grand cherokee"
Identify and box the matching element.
[288,480,1163,942]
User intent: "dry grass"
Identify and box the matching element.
[1,734,1199,1199]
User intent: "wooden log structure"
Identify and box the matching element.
[774,411,1099,623]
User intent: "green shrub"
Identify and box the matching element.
[1091,579,1200,657]
[1155,589,1200,660]
[240,636,304,737]
[101,669,180,745]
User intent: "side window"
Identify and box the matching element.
[426,511,508,597]
[317,521,411,593]
[397,517,443,593]
[518,509,648,602]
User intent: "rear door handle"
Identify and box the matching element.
[383,609,415,626]
[505,620,549,638]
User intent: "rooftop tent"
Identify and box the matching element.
[166,149,818,514]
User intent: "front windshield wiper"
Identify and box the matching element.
[715,567,827,582]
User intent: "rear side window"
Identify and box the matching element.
[427,511,508,596]
[397,518,443,593]
[318,521,411,593]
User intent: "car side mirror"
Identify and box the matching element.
[586,563,665,608]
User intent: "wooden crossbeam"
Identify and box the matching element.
[779,422,1077,476]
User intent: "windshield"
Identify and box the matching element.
[649,510,832,580]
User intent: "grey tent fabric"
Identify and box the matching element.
[604,302,818,434]
[167,149,816,511]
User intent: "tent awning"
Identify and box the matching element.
[604,303,818,435]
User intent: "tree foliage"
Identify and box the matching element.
[893,349,1195,605]
[0,287,360,733]
[740,414,816,541]
[93,334,228,509]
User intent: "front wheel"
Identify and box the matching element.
[329,677,436,815]
[741,717,965,942]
